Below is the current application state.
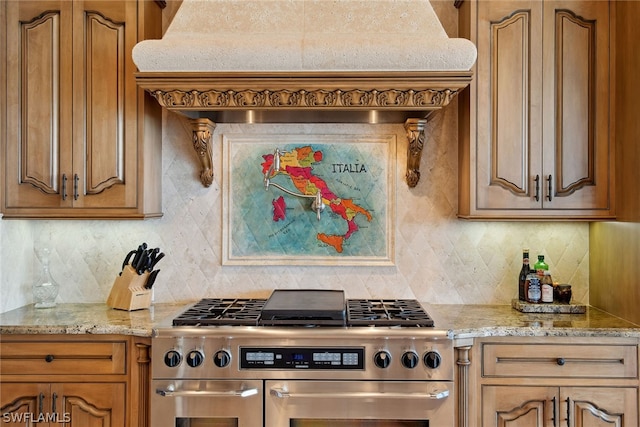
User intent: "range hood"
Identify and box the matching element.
[133,0,476,187]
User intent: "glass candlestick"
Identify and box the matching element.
[33,247,59,308]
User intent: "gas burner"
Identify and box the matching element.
[172,298,265,326]
[347,299,435,327]
[171,295,435,328]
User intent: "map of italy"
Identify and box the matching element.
[261,146,372,253]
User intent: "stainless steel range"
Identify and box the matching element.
[152,290,454,427]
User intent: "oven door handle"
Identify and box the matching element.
[269,387,449,400]
[156,387,259,398]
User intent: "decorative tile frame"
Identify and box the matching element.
[222,134,396,266]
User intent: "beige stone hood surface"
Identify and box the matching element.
[133,0,476,72]
[132,0,477,187]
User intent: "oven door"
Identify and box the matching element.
[152,380,263,427]
[265,380,454,426]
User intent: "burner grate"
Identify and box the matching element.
[172,297,434,327]
[172,298,266,326]
[347,299,435,327]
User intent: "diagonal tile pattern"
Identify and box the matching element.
[0,108,589,313]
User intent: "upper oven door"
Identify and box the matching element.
[152,379,263,427]
[265,380,454,427]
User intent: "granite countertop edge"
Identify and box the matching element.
[1,302,639,340]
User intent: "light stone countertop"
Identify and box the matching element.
[1,302,639,339]
[0,303,189,337]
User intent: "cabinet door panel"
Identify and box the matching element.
[0,383,50,426]
[475,1,543,210]
[4,1,73,209]
[542,1,612,211]
[73,0,138,208]
[563,387,637,427]
[57,383,126,427]
[482,385,556,427]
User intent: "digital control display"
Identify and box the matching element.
[240,347,364,370]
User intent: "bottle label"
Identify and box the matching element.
[527,277,541,303]
[541,284,554,303]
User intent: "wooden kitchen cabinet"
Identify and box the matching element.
[1,0,163,218]
[458,0,615,219]
[483,385,637,427]
[0,382,125,426]
[0,335,151,427]
[472,337,639,427]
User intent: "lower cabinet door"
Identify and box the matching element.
[0,383,50,426]
[482,385,557,427]
[0,382,125,427]
[482,385,639,427]
[56,383,126,427]
[562,386,638,427]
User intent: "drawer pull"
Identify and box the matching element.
[556,357,565,366]
[45,354,54,363]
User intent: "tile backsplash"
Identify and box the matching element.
[0,0,589,313]
[0,106,589,313]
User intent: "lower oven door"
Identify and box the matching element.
[265,380,454,427]
[152,380,263,427]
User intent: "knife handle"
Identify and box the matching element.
[145,269,160,289]
[130,243,148,271]
[121,250,137,275]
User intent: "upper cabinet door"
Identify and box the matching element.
[541,1,612,211]
[4,1,74,209]
[475,1,543,211]
[71,0,138,209]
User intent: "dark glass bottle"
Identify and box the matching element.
[518,249,530,301]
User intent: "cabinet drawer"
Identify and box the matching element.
[0,341,126,375]
[482,343,638,379]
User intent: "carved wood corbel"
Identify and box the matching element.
[190,118,216,187]
[404,118,428,188]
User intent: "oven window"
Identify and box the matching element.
[176,418,238,427]
[291,421,428,426]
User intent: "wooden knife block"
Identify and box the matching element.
[106,265,152,311]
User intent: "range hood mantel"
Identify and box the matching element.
[133,0,476,188]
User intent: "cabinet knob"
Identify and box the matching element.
[45,354,54,363]
[556,357,565,366]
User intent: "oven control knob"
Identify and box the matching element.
[164,350,182,368]
[186,350,204,368]
[401,351,420,369]
[423,351,442,369]
[374,351,392,368]
[213,350,231,368]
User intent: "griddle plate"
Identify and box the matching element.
[259,289,347,326]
